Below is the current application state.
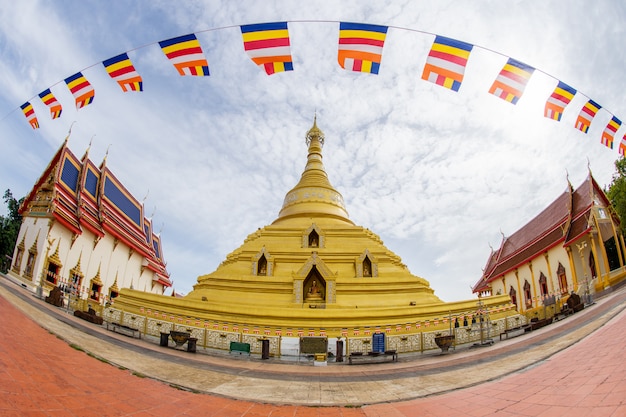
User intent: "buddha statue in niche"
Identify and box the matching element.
[305,277,325,302]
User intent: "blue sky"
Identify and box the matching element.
[1,1,624,301]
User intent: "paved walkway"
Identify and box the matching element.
[1,277,625,416]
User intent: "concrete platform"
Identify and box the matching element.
[1,275,625,416]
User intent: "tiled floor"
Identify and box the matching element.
[364,308,626,416]
[0,278,625,416]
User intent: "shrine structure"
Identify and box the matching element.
[108,119,517,357]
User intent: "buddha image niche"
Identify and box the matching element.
[306,279,324,301]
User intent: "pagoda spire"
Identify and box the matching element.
[274,117,352,224]
[306,113,324,147]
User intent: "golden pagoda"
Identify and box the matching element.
[109,119,516,355]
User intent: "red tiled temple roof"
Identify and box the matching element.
[474,174,604,293]
[19,140,171,287]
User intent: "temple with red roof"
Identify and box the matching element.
[473,172,626,314]
[7,136,171,313]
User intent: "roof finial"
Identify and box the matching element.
[64,121,76,143]
[306,113,324,146]
[565,168,573,190]
[81,135,96,161]
[99,143,112,170]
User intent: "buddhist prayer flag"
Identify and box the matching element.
[20,102,39,129]
[619,135,626,156]
[544,81,576,121]
[488,58,534,104]
[575,99,602,133]
[159,34,210,76]
[601,116,621,149]
[338,22,388,74]
[64,72,95,109]
[421,35,473,92]
[102,53,143,92]
[240,22,293,75]
[38,88,62,119]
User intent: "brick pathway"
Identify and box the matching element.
[0,289,625,416]
[364,305,626,417]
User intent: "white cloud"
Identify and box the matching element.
[0,1,624,302]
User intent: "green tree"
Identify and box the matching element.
[0,189,23,272]
[607,157,626,236]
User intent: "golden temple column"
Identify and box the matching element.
[544,253,556,294]
[589,235,605,291]
[528,262,539,308]
[565,246,578,291]
[576,241,592,304]
[515,270,523,313]
[609,215,624,268]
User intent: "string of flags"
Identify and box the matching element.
[241,22,294,75]
[103,53,144,92]
[338,22,388,74]
[16,20,626,155]
[158,34,210,76]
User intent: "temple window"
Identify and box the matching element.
[523,280,532,309]
[257,254,267,276]
[69,272,83,295]
[24,237,40,279]
[363,256,372,277]
[24,251,36,278]
[12,247,23,274]
[45,262,60,285]
[509,286,517,307]
[539,272,548,297]
[556,263,568,295]
[90,280,102,302]
[308,230,319,247]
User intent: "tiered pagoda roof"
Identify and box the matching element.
[20,138,171,287]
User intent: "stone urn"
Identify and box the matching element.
[170,330,190,348]
[434,334,455,353]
